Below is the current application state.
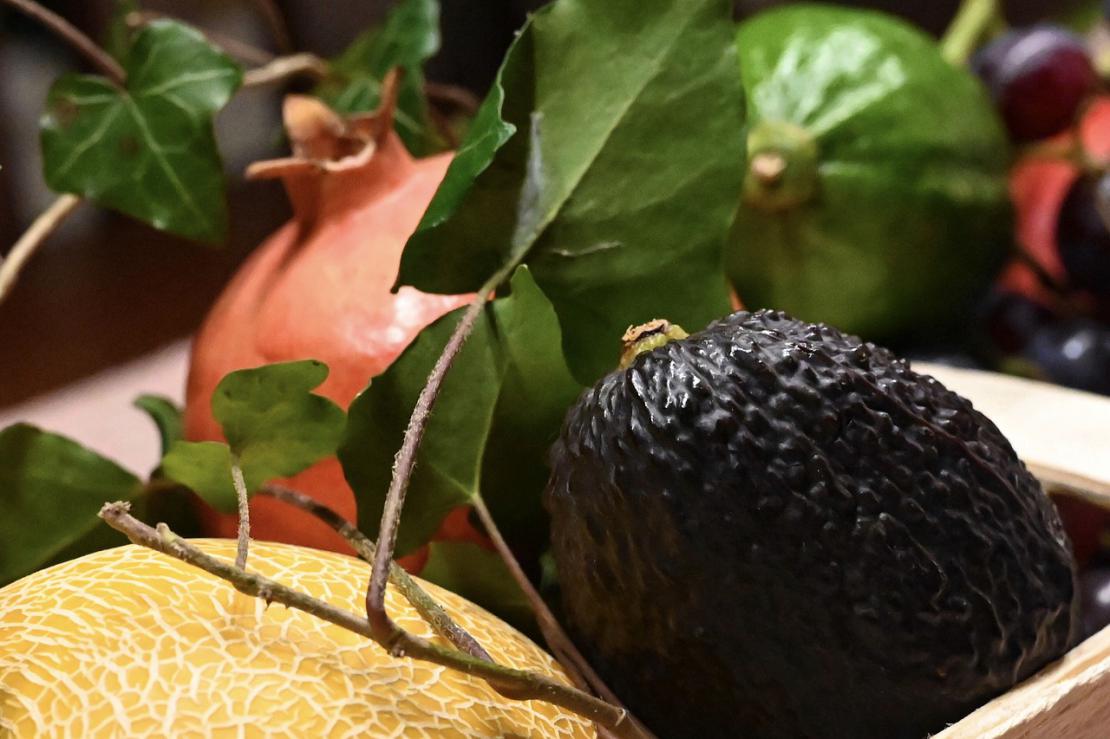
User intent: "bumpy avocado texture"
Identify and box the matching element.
[545,310,1077,739]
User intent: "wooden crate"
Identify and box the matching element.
[915,364,1110,739]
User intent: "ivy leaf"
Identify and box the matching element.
[161,441,236,512]
[0,424,144,585]
[420,542,535,633]
[316,0,441,154]
[133,394,183,457]
[396,0,744,382]
[160,361,346,512]
[40,20,242,243]
[339,267,581,559]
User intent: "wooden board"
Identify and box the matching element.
[911,363,1110,738]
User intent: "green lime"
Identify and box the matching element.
[729,4,1012,340]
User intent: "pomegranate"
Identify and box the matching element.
[184,87,477,566]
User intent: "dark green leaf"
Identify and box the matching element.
[0,424,144,585]
[159,360,346,511]
[420,541,535,633]
[213,360,346,477]
[40,20,242,243]
[316,0,441,154]
[133,394,183,457]
[161,440,236,512]
[396,0,744,382]
[339,267,581,557]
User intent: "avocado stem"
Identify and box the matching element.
[620,319,689,368]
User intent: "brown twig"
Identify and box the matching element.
[242,52,329,87]
[364,261,517,642]
[0,194,82,307]
[230,457,250,570]
[98,501,636,734]
[471,494,644,723]
[249,0,293,53]
[424,81,481,116]
[2,0,126,85]
[257,484,493,662]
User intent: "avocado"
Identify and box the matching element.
[545,310,1077,739]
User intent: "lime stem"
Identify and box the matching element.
[940,0,1005,66]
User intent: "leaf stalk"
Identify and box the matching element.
[1,0,126,84]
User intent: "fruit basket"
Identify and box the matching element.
[918,363,1110,739]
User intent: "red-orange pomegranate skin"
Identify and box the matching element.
[184,119,471,559]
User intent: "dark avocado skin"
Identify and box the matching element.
[545,310,1077,739]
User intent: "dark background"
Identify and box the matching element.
[0,0,1083,408]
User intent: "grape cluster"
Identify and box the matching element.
[968,23,1110,396]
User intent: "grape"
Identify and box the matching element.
[1080,567,1110,640]
[1024,318,1110,395]
[972,25,1096,142]
[980,289,1054,354]
[1057,171,1110,296]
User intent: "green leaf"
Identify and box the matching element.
[133,394,183,457]
[40,20,242,243]
[339,267,582,559]
[161,440,236,512]
[396,0,744,382]
[420,541,535,633]
[159,360,346,512]
[316,0,441,154]
[0,424,144,585]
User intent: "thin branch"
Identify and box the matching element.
[939,0,1003,66]
[471,494,644,728]
[424,82,481,116]
[98,501,636,734]
[0,194,82,306]
[2,0,126,85]
[231,457,250,570]
[257,484,494,663]
[365,260,518,641]
[242,52,329,88]
[249,0,294,54]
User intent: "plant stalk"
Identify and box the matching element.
[242,52,329,87]
[940,0,1004,66]
[0,194,82,307]
[364,259,518,641]
[471,495,620,703]
[98,501,636,734]
[1,0,126,84]
[257,484,494,663]
[231,457,250,570]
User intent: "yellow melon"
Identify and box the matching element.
[0,540,594,738]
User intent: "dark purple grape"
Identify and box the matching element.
[1024,317,1110,395]
[980,289,1055,354]
[1057,171,1110,297]
[972,25,1096,142]
[1079,567,1110,640]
